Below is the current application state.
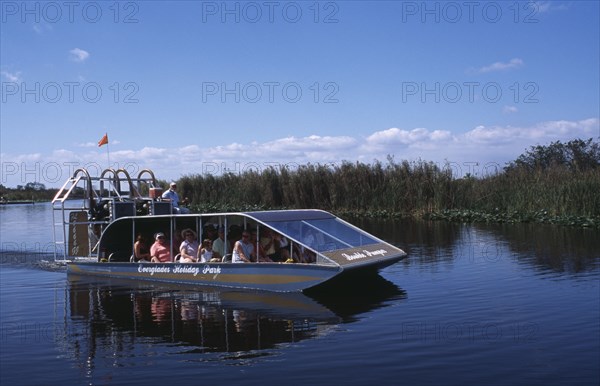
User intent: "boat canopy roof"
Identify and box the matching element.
[242,209,381,253]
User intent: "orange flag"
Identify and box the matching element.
[98,133,108,147]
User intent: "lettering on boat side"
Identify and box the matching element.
[138,265,171,276]
[173,265,201,276]
[342,248,388,261]
[137,264,221,278]
[202,265,221,278]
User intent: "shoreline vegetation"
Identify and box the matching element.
[179,138,600,228]
[0,182,56,203]
[1,139,598,227]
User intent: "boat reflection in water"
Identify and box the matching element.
[62,274,405,363]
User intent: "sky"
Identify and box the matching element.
[1,0,599,188]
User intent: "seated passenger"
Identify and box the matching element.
[260,228,280,261]
[212,226,226,257]
[203,223,218,241]
[232,231,254,263]
[134,233,151,262]
[150,232,172,262]
[179,228,199,263]
[251,230,272,262]
[198,238,221,262]
[228,225,242,253]
[302,228,317,249]
[161,182,190,214]
[274,232,292,262]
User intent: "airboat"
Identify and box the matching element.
[52,167,406,292]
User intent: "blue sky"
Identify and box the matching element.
[1,0,599,187]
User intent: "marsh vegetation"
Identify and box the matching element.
[179,138,600,227]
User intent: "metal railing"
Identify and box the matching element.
[51,167,161,262]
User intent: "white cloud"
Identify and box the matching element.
[1,70,22,82]
[364,128,452,151]
[69,48,90,62]
[430,130,453,141]
[78,142,98,148]
[202,135,357,162]
[503,106,518,114]
[52,149,77,158]
[33,24,53,34]
[180,145,201,153]
[463,118,599,145]
[2,118,598,187]
[535,1,569,13]
[268,135,356,152]
[477,58,524,73]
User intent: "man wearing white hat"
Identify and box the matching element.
[150,232,171,262]
[161,182,190,214]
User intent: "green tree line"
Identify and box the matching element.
[177,138,600,227]
[0,182,58,202]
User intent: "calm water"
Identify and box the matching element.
[1,203,599,385]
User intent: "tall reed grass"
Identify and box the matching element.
[175,139,600,226]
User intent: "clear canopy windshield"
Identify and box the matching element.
[261,216,380,253]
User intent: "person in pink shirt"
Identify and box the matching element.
[150,232,172,263]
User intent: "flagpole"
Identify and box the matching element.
[106,137,110,170]
[98,132,112,195]
[98,132,110,169]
